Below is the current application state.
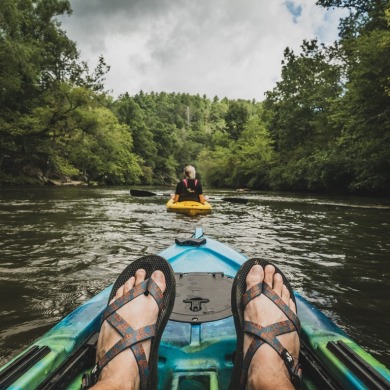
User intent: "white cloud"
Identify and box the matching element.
[60,0,347,100]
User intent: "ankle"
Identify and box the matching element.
[248,374,293,390]
[247,351,294,390]
[93,378,137,390]
[248,366,293,390]
[94,352,140,390]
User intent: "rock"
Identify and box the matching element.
[47,179,62,185]
[47,179,86,186]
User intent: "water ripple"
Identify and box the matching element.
[0,187,389,367]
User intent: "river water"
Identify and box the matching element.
[0,186,389,369]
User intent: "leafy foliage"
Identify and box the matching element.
[262,1,390,194]
[1,0,389,194]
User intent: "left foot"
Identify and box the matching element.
[92,269,166,390]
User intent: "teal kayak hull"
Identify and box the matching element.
[1,228,389,389]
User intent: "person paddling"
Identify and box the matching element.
[173,165,206,204]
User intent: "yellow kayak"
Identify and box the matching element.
[166,199,212,215]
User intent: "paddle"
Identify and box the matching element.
[130,189,170,197]
[130,189,248,204]
[208,196,248,204]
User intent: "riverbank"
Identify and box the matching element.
[0,173,98,187]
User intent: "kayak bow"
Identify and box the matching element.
[0,228,389,390]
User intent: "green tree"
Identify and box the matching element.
[230,115,275,189]
[330,10,390,192]
[196,146,233,187]
[263,39,343,152]
[261,39,347,191]
[68,106,142,184]
[224,101,250,141]
[113,94,157,183]
[314,0,390,193]
[0,0,110,182]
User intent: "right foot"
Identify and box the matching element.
[244,264,300,390]
[92,269,166,390]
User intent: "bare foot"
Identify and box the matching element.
[245,265,300,390]
[92,269,166,390]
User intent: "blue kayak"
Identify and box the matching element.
[0,228,389,389]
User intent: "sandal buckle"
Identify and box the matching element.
[81,364,99,389]
[281,349,294,367]
[281,349,301,389]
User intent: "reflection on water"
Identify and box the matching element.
[0,186,389,367]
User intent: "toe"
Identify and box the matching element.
[281,284,290,304]
[264,264,275,286]
[135,269,146,285]
[273,273,283,296]
[151,270,166,293]
[115,285,124,300]
[246,265,264,289]
[123,276,135,293]
[289,298,297,314]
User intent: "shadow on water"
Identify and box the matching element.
[0,186,389,368]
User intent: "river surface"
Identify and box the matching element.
[0,186,389,369]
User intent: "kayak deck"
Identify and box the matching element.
[0,229,389,389]
[166,199,212,215]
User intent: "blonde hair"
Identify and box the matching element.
[184,165,196,179]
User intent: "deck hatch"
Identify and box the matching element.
[171,272,233,323]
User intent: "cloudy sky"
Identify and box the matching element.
[60,0,346,101]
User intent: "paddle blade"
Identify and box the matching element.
[222,197,248,204]
[130,189,157,197]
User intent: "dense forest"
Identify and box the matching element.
[0,0,389,194]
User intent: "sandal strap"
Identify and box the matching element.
[147,277,165,311]
[96,313,157,389]
[262,283,300,332]
[131,342,150,389]
[242,282,300,332]
[282,349,302,390]
[244,320,297,356]
[101,278,164,321]
[91,277,163,390]
[241,282,263,307]
[239,282,301,389]
[94,321,156,390]
[240,320,300,387]
[102,280,148,323]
